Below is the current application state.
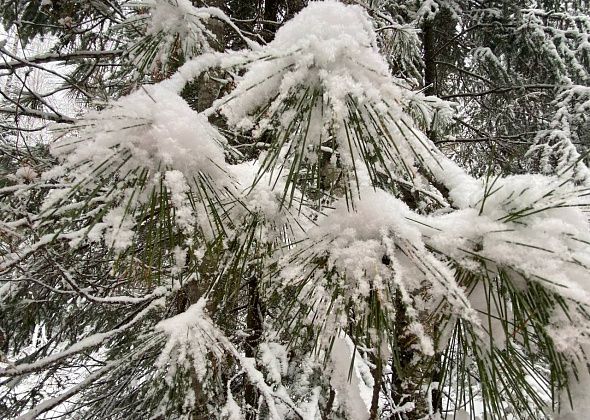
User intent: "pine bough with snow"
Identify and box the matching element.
[1,2,590,419]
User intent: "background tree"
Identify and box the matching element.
[1,1,590,419]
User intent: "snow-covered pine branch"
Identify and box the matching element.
[1,1,590,419]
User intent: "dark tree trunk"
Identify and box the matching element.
[423,17,438,141]
[390,291,429,420]
[370,357,383,419]
[422,18,445,414]
[191,0,225,112]
[263,0,280,42]
[285,0,306,20]
[430,356,444,415]
[244,274,264,420]
[423,19,437,97]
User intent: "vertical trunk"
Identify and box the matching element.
[423,17,439,146]
[423,19,437,97]
[263,0,280,42]
[370,357,383,419]
[324,386,336,417]
[430,356,443,415]
[390,291,428,420]
[244,274,263,420]
[285,0,306,20]
[423,19,444,415]
[194,0,225,112]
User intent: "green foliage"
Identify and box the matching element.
[1,1,590,420]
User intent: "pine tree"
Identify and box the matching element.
[1,1,590,419]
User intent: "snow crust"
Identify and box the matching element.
[329,334,373,420]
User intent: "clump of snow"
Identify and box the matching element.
[124,0,258,76]
[155,298,223,383]
[101,206,135,251]
[125,0,213,73]
[221,0,393,129]
[259,342,288,384]
[230,161,283,221]
[49,85,227,183]
[216,1,456,199]
[164,170,196,235]
[42,85,230,247]
[15,166,38,182]
[426,174,590,307]
[140,1,456,211]
[280,187,477,354]
[329,334,373,420]
[281,170,590,356]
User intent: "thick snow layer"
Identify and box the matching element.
[221,0,391,129]
[329,334,373,419]
[215,0,458,201]
[42,84,230,247]
[125,0,213,73]
[222,5,393,137]
[49,85,227,182]
[282,170,590,357]
[281,187,477,355]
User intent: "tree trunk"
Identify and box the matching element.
[192,0,225,112]
[423,19,437,97]
[244,274,264,420]
[285,0,306,20]
[262,0,280,42]
[390,292,429,420]
[423,17,438,142]
[370,357,383,419]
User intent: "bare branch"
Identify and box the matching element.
[0,106,75,123]
[441,84,560,99]
[0,50,123,71]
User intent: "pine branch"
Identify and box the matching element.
[441,84,561,99]
[0,106,75,123]
[0,50,123,71]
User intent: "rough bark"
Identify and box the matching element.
[370,357,383,419]
[390,291,429,420]
[193,0,226,112]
